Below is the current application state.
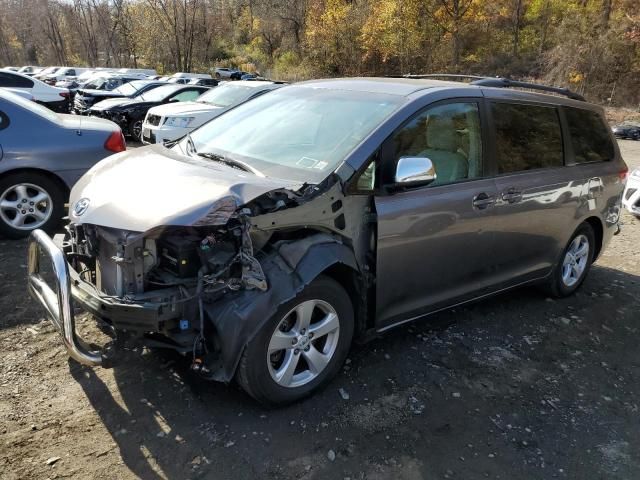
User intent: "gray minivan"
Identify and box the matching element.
[27,77,627,405]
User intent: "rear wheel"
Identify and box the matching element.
[543,223,595,297]
[236,276,354,405]
[0,172,65,238]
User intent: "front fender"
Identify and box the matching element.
[203,234,358,382]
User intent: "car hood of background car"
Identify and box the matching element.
[148,101,224,118]
[69,145,301,232]
[90,97,136,111]
[57,113,118,132]
[77,89,123,98]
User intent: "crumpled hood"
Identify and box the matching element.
[148,101,224,117]
[69,145,300,232]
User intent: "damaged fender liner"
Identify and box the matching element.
[204,235,359,382]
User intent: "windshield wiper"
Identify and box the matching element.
[196,152,262,176]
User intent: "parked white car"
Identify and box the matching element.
[623,168,640,218]
[141,80,283,144]
[17,66,42,76]
[167,72,212,84]
[0,70,70,112]
[42,67,89,85]
[34,66,62,80]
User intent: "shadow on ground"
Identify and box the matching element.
[70,265,640,479]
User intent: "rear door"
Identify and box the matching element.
[374,99,501,329]
[486,100,585,285]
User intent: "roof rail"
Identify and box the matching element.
[400,73,487,82]
[392,73,586,102]
[470,77,585,101]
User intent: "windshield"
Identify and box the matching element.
[82,76,122,90]
[115,80,148,96]
[39,67,59,75]
[3,90,58,122]
[77,71,97,81]
[183,86,402,183]
[136,84,180,102]
[197,84,262,107]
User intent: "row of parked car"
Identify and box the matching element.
[4,65,639,405]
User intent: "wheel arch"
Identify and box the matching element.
[583,216,604,260]
[320,262,369,338]
[0,168,70,198]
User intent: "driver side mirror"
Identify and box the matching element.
[394,157,437,188]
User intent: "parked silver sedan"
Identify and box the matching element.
[0,89,125,238]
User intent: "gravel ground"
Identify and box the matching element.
[1,141,639,480]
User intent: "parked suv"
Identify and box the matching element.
[141,80,283,145]
[27,77,626,405]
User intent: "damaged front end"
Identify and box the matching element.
[28,155,369,381]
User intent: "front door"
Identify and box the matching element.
[374,100,500,329]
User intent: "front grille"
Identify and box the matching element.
[147,114,161,126]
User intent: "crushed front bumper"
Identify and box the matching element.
[27,230,187,367]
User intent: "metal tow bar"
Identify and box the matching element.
[27,229,103,366]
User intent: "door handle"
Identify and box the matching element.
[472,192,496,209]
[501,188,522,203]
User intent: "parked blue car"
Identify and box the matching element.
[0,89,125,238]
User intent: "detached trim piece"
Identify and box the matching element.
[27,229,103,366]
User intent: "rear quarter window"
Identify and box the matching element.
[492,102,563,174]
[564,107,615,163]
[0,72,34,89]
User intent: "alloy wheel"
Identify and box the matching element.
[267,299,340,388]
[561,234,589,287]
[0,183,53,230]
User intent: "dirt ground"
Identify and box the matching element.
[1,141,640,480]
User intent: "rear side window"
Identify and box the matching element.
[0,72,34,88]
[564,107,614,163]
[492,102,563,174]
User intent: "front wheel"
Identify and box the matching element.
[0,172,65,239]
[236,276,354,405]
[543,223,595,297]
[129,119,143,141]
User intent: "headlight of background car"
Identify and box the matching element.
[631,169,640,179]
[164,116,195,128]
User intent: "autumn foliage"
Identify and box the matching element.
[0,0,638,105]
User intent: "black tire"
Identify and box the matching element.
[0,172,66,239]
[543,222,595,298]
[215,73,221,79]
[236,275,354,406]
[129,119,143,141]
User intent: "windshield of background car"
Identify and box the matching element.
[39,67,59,75]
[136,84,181,102]
[185,86,403,183]
[197,84,261,107]
[82,76,120,90]
[115,80,148,96]
[3,91,58,122]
